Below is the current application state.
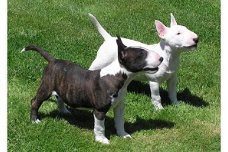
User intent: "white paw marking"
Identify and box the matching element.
[117,131,132,138]
[32,119,41,124]
[154,102,164,110]
[95,136,110,144]
[123,134,132,138]
[21,48,25,53]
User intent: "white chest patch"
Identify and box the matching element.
[110,93,118,104]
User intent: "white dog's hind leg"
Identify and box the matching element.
[93,114,110,144]
[149,81,164,110]
[167,74,179,105]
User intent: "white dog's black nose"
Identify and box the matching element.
[193,37,199,43]
[159,57,163,62]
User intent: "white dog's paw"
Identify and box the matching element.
[95,136,110,144]
[32,119,41,124]
[155,104,164,110]
[123,134,132,138]
[153,101,164,110]
[117,131,132,138]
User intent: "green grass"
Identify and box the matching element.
[8,0,220,151]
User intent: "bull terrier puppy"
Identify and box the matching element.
[21,37,162,144]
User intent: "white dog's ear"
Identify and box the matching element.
[155,20,167,39]
[170,13,177,27]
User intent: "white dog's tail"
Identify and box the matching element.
[88,13,112,40]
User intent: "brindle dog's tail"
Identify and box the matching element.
[21,45,55,62]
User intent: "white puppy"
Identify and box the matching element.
[89,13,198,110]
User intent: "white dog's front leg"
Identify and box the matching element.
[113,100,131,138]
[149,81,163,110]
[93,114,110,144]
[167,73,179,105]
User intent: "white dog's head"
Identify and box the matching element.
[155,13,198,51]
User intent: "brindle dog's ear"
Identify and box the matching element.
[116,36,127,64]
[116,36,127,50]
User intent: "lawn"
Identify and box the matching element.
[8,0,220,151]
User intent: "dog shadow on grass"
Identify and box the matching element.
[127,81,209,107]
[38,80,206,139]
[40,108,174,139]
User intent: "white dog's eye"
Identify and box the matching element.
[176,32,181,35]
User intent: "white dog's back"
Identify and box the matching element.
[88,13,198,110]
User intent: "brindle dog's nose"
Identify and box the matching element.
[159,57,163,62]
